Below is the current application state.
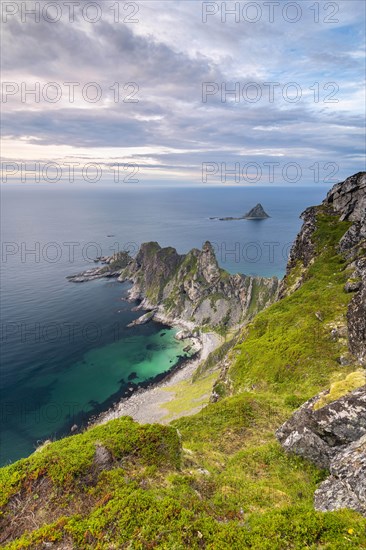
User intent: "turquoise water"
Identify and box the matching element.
[0,184,327,464]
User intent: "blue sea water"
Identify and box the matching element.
[0,183,327,464]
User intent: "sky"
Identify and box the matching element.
[1,0,365,186]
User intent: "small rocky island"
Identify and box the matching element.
[210,203,270,221]
[243,203,270,219]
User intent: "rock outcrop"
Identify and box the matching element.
[276,386,366,516]
[280,172,366,364]
[276,386,366,469]
[325,172,366,222]
[314,434,366,516]
[326,173,366,365]
[118,241,279,329]
[67,252,130,283]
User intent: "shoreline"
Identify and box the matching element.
[67,261,223,427]
[92,330,222,426]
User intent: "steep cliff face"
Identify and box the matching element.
[119,241,279,329]
[328,173,366,365]
[280,172,366,364]
[275,172,366,516]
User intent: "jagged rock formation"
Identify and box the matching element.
[243,203,270,219]
[326,172,366,222]
[276,386,366,516]
[280,172,366,364]
[326,173,366,365]
[118,241,279,329]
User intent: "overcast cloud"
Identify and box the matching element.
[1,0,365,185]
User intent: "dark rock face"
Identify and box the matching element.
[243,203,270,219]
[276,387,366,516]
[348,270,366,364]
[211,203,270,221]
[119,241,279,328]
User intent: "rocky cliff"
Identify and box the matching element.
[280,172,366,364]
[118,241,279,330]
[276,172,366,516]
[326,173,366,365]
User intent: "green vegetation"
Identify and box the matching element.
[1,207,365,548]
[230,207,355,401]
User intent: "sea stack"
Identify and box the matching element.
[243,203,270,219]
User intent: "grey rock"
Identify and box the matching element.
[279,425,333,469]
[314,435,366,516]
[276,387,366,469]
[325,172,366,222]
[277,387,366,516]
[127,310,155,328]
[93,444,113,470]
[345,280,362,293]
[175,330,193,341]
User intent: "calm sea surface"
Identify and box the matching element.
[0,184,327,464]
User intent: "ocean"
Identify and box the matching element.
[0,183,327,464]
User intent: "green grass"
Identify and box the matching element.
[0,417,180,509]
[230,207,355,400]
[2,207,366,549]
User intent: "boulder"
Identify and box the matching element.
[276,386,366,516]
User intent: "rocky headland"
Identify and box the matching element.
[117,240,278,330]
[68,241,279,333]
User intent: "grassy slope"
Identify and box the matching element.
[1,206,366,549]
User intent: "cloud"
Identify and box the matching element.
[1,0,365,184]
